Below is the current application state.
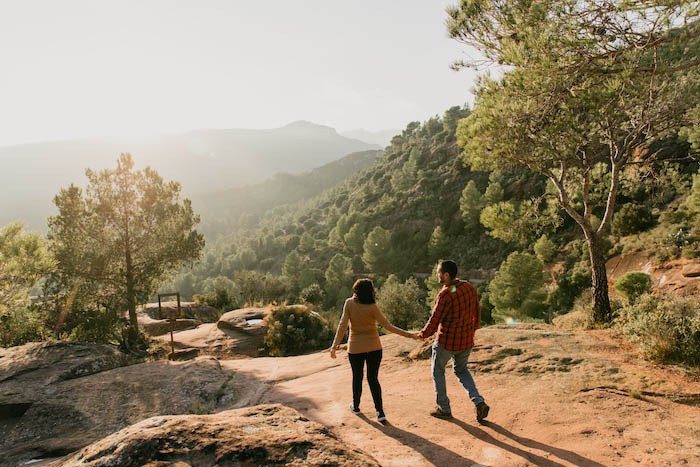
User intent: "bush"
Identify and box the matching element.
[615,294,700,364]
[262,305,334,356]
[549,262,592,313]
[194,276,240,313]
[299,283,324,306]
[376,276,428,329]
[612,203,655,236]
[0,307,50,347]
[614,272,653,304]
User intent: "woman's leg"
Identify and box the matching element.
[366,349,384,414]
[348,352,365,409]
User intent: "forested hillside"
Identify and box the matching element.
[167,102,698,330]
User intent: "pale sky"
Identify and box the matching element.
[0,0,478,147]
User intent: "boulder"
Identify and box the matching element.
[217,307,270,336]
[137,301,220,323]
[0,342,237,467]
[49,404,379,467]
[681,263,700,278]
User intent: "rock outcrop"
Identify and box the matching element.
[49,404,379,466]
[0,343,237,467]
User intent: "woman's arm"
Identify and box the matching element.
[329,301,351,358]
[373,306,419,339]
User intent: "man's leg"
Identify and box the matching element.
[431,342,453,413]
[452,349,484,406]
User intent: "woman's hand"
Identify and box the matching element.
[412,332,423,340]
[330,347,337,359]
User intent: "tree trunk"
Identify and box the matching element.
[125,234,140,343]
[586,232,612,323]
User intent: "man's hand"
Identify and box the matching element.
[330,347,337,359]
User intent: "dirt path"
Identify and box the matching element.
[221,325,700,466]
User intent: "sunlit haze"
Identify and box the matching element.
[0,0,478,147]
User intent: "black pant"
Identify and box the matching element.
[348,349,383,414]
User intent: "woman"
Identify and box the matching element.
[330,278,419,422]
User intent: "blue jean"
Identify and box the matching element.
[431,341,484,413]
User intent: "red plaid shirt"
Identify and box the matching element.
[418,279,481,351]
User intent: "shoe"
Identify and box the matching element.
[349,403,360,414]
[430,407,453,419]
[377,411,386,422]
[476,401,490,423]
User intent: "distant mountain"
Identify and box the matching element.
[340,128,400,147]
[0,121,379,232]
[191,149,383,238]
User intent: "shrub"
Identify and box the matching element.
[612,203,655,236]
[614,272,653,304]
[549,262,592,313]
[194,276,240,313]
[376,276,428,329]
[615,294,700,364]
[262,305,334,356]
[299,283,324,306]
[0,307,50,347]
[534,234,556,263]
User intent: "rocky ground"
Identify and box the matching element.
[3,255,699,466]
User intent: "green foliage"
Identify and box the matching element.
[489,252,547,320]
[483,181,504,205]
[0,223,54,317]
[534,234,556,263]
[691,173,700,213]
[194,276,240,313]
[300,283,324,306]
[376,275,427,329]
[263,305,334,356]
[428,226,450,262]
[450,0,699,322]
[614,272,653,305]
[459,180,484,230]
[362,226,393,275]
[615,294,700,364]
[234,270,291,306]
[549,262,592,313]
[0,307,51,347]
[46,153,205,342]
[612,203,655,236]
[324,254,353,305]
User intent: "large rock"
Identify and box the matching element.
[49,404,379,467]
[681,263,700,278]
[137,301,220,323]
[217,306,269,336]
[0,344,237,467]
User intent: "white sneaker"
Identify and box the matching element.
[349,403,360,414]
[377,411,386,422]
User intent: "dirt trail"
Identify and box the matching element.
[221,325,700,466]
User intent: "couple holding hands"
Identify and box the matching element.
[329,260,490,424]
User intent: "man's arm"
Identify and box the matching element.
[418,293,449,339]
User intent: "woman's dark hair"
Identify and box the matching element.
[352,278,376,304]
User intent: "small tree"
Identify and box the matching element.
[428,226,450,262]
[47,153,204,346]
[534,235,557,264]
[362,226,393,275]
[376,275,427,329]
[614,272,653,304]
[0,223,54,315]
[459,180,484,230]
[489,252,546,320]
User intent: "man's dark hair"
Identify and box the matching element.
[439,260,458,280]
[352,278,376,304]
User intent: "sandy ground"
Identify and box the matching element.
[219,325,700,466]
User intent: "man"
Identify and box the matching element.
[417,260,489,422]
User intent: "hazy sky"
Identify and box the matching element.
[0,0,479,147]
